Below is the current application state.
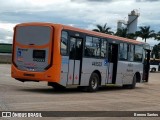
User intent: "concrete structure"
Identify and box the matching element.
[0,53,12,63]
[127,10,140,33]
[117,10,140,34]
[117,20,127,30]
[1,64,160,118]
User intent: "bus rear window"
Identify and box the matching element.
[33,50,46,59]
[16,26,51,45]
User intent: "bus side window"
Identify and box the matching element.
[85,36,93,57]
[85,36,101,58]
[128,44,134,61]
[119,43,127,61]
[101,39,107,58]
[61,31,68,55]
[134,45,143,62]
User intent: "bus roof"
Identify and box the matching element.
[15,22,147,45]
[62,24,146,45]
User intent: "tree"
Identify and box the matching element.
[92,23,114,35]
[151,43,160,59]
[136,26,155,42]
[115,28,128,37]
[127,33,136,39]
[115,28,136,39]
[155,31,160,41]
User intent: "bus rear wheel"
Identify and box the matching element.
[87,73,99,92]
[123,74,136,89]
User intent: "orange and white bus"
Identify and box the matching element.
[11,22,151,91]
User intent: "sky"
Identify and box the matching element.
[0,0,160,46]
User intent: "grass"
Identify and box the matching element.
[0,44,12,53]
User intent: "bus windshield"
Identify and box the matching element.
[16,26,51,45]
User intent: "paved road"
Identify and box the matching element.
[0,64,160,120]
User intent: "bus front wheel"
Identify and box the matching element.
[151,68,156,72]
[87,73,99,92]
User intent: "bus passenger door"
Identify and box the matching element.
[107,43,118,84]
[143,49,151,82]
[67,37,83,85]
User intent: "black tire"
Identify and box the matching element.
[53,86,65,91]
[87,73,100,92]
[123,74,136,89]
[48,82,65,91]
[77,86,88,92]
[151,68,156,72]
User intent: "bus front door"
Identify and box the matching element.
[67,37,83,85]
[107,43,118,84]
[143,49,151,82]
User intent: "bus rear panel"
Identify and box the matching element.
[11,23,61,83]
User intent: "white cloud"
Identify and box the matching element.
[5,36,12,40]
[137,37,159,46]
[0,0,159,45]
[0,22,16,32]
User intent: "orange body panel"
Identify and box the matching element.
[11,23,63,83]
